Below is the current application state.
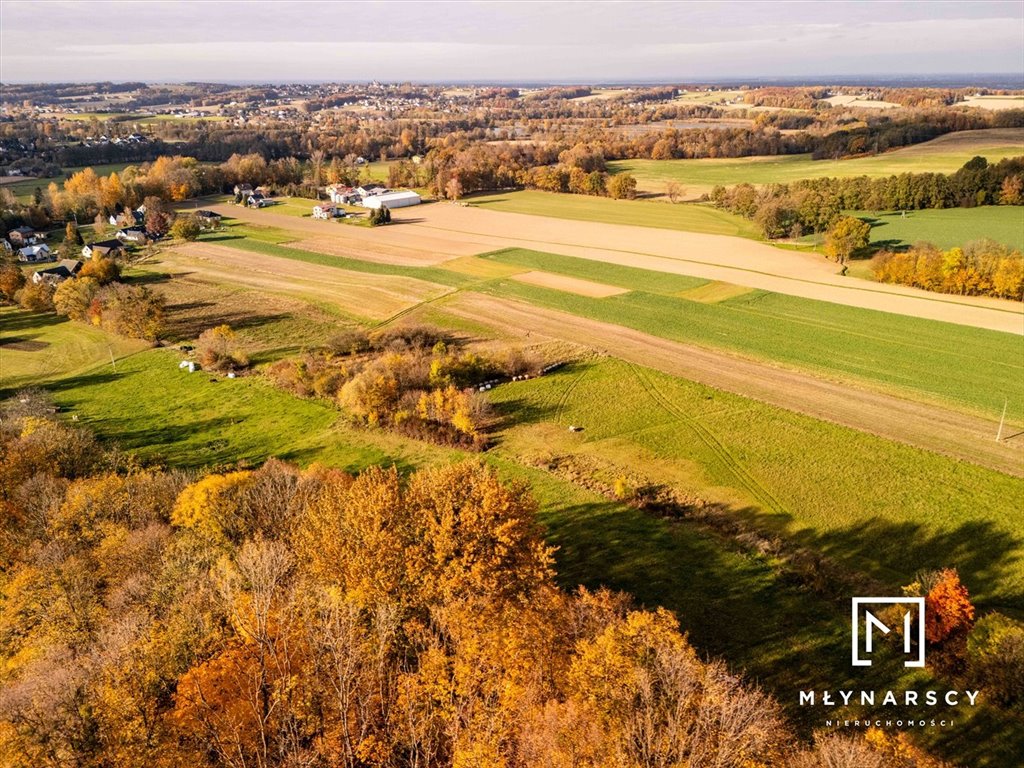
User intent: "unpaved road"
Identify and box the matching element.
[443,293,1024,477]
[209,201,1024,335]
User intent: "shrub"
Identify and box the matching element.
[196,325,250,372]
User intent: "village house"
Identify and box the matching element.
[312,203,344,220]
[194,210,222,228]
[8,226,39,246]
[234,183,254,197]
[356,184,388,198]
[18,243,52,263]
[116,226,149,244]
[32,259,82,285]
[247,192,267,208]
[82,239,125,259]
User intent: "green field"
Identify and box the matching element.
[608,129,1024,193]
[858,206,1024,250]
[465,189,760,238]
[490,358,1024,606]
[0,306,148,394]
[480,249,1024,422]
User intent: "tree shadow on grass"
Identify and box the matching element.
[0,309,67,333]
[162,310,290,343]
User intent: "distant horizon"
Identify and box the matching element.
[4,73,1023,89]
[3,1,1022,84]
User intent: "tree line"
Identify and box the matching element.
[873,239,1024,300]
[710,155,1024,239]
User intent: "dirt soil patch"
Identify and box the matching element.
[510,271,628,297]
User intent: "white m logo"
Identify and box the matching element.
[851,597,925,668]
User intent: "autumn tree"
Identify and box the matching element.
[170,215,202,241]
[445,176,464,201]
[54,276,100,320]
[607,173,637,200]
[79,253,120,284]
[824,215,871,265]
[0,264,26,303]
[17,280,55,312]
[923,568,975,645]
[666,180,683,203]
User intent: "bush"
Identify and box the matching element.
[368,323,446,352]
[196,324,250,372]
[322,329,370,356]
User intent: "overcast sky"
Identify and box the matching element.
[2,0,1023,84]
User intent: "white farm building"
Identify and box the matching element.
[361,190,421,209]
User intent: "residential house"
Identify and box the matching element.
[8,226,38,246]
[326,185,358,204]
[18,243,52,262]
[32,259,82,284]
[234,183,254,198]
[109,209,145,227]
[82,239,125,259]
[312,203,344,220]
[116,226,149,244]
[194,210,222,228]
[247,193,267,208]
[356,185,387,198]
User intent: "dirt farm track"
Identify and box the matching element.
[208,201,1024,335]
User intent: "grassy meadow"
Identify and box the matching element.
[0,306,148,394]
[858,206,1024,250]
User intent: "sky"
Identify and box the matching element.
[2,0,1023,84]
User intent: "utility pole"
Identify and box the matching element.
[996,399,1008,442]
[108,345,117,372]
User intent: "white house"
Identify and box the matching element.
[82,239,125,259]
[18,243,51,262]
[32,259,82,284]
[312,204,343,220]
[361,190,421,209]
[356,185,387,198]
